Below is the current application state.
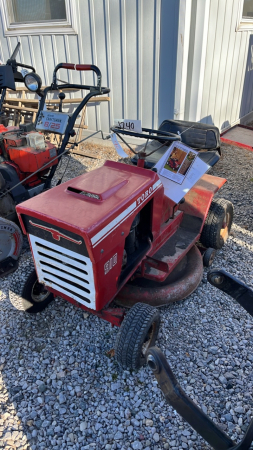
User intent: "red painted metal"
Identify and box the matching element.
[7,141,57,174]
[137,158,145,168]
[60,63,92,71]
[17,157,226,325]
[46,285,126,326]
[221,124,253,151]
[161,195,176,224]
[0,124,7,133]
[149,210,183,256]
[1,131,58,186]
[75,64,92,71]
[116,245,203,308]
[61,63,75,70]
[179,174,226,228]
[17,160,164,312]
[140,256,169,282]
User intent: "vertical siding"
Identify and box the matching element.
[193,0,253,130]
[185,0,210,122]
[0,0,179,133]
[239,33,253,119]
[158,0,179,124]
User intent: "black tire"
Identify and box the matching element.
[115,303,160,370]
[9,256,54,313]
[203,248,216,267]
[200,198,233,250]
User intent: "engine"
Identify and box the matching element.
[0,126,58,186]
[0,125,58,221]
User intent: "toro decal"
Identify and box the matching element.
[137,186,156,206]
[29,220,82,245]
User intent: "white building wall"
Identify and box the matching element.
[0,0,180,133]
[185,0,253,130]
[0,1,252,134]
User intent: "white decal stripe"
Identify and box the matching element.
[91,201,136,245]
[153,179,162,190]
[93,208,138,248]
[92,181,162,248]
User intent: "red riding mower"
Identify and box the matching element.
[0,44,110,277]
[168,157,180,171]
[8,122,233,370]
[147,270,253,449]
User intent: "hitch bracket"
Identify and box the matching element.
[147,347,253,450]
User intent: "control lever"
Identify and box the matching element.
[207,269,253,317]
[58,92,65,112]
[147,347,253,450]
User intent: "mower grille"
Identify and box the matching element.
[29,234,96,309]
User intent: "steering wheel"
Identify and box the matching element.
[110,126,181,142]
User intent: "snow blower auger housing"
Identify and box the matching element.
[0,57,110,277]
[9,126,233,369]
[146,272,253,449]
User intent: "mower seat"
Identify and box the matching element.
[131,119,221,169]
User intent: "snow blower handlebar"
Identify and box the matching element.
[147,347,253,450]
[52,62,102,92]
[36,63,110,188]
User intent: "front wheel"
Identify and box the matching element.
[115,303,160,370]
[9,256,54,313]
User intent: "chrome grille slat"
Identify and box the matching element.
[42,273,90,297]
[41,266,90,290]
[43,280,91,307]
[29,234,96,309]
[38,255,88,277]
[36,246,87,270]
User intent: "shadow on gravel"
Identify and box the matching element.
[0,142,253,450]
[0,295,121,449]
[210,143,253,232]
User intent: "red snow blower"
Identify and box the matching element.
[0,42,110,277]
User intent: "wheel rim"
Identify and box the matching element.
[141,322,158,357]
[220,211,230,241]
[208,251,215,266]
[31,280,50,303]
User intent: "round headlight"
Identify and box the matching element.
[24,72,42,92]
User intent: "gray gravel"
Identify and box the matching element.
[0,142,253,450]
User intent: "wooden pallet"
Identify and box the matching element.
[70,147,101,159]
[1,87,110,148]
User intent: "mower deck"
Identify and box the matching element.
[115,245,203,307]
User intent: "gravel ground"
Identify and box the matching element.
[0,142,253,450]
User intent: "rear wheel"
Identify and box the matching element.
[200,198,233,250]
[115,302,160,370]
[9,257,54,313]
